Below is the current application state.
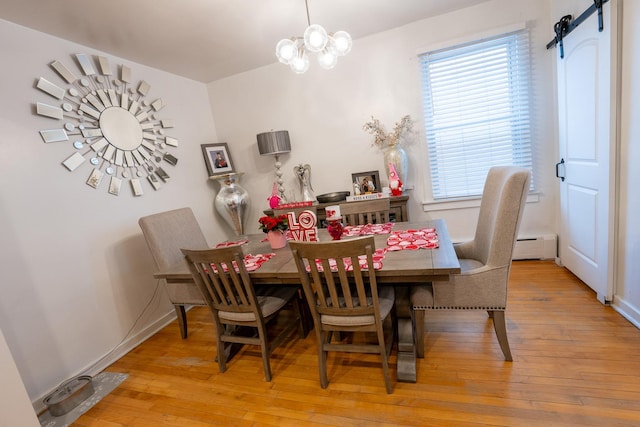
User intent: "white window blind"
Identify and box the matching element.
[419,29,533,199]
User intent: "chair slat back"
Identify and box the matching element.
[181,246,258,316]
[289,237,378,318]
[339,199,390,226]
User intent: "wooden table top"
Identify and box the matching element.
[154,219,460,285]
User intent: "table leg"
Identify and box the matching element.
[395,286,417,383]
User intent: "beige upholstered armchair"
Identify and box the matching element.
[411,166,530,361]
[139,207,208,339]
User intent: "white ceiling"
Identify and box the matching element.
[1,0,489,82]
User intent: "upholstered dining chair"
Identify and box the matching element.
[289,236,396,393]
[181,245,304,381]
[139,207,208,339]
[411,166,530,361]
[339,198,391,226]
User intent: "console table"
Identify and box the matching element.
[264,195,409,226]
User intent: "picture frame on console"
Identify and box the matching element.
[352,170,381,194]
[201,142,235,176]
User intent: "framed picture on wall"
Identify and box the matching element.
[201,143,235,176]
[351,170,381,194]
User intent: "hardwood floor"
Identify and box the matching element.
[76,261,640,426]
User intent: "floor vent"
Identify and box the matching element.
[513,234,557,260]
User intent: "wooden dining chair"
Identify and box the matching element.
[181,245,304,381]
[289,236,396,393]
[339,198,390,226]
[411,166,531,361]
[139,207,208,339]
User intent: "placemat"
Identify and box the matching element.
[342,222,394,237]
[386,228,439,250]
[210,253,275,272]
[215,239,249,247]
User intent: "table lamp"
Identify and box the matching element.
[257,130,291,202]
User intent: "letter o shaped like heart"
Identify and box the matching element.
[298,210,317,228]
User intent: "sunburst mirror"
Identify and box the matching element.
[34,53,178,196]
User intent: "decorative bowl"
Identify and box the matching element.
[316,191,350,203]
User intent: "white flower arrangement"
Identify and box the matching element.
[363,115,414,148]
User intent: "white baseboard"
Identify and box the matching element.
[31,309,178,414]
[612,297,640,330]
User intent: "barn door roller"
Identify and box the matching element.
[546,0,608,58]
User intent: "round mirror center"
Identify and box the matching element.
[99,107,143,151]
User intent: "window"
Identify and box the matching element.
[419,29,533,200]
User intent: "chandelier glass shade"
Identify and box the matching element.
[275,1,352,74]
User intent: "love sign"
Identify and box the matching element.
[287,210,318,242]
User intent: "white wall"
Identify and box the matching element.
[0,327,39,426]
[0,19,229,408]
[615,0,640,325]
[207,0,558,243]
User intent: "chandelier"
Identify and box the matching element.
[275,0,352,73]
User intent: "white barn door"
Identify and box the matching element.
[555,0,618,303]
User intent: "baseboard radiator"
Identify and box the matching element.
[512,234,557,260]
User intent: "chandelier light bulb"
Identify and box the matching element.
[290,53,310,74]
[332,31,352,56]
[318,49,338,69]
[276,39,297,64]
[304,24,328,52]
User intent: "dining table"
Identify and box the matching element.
[154,218,460,383]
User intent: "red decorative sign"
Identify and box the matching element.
[277,201,313,209]
[286,210,318,242]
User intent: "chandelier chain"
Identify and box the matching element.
[305,0,311,27]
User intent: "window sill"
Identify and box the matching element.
[421,193,539,212]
